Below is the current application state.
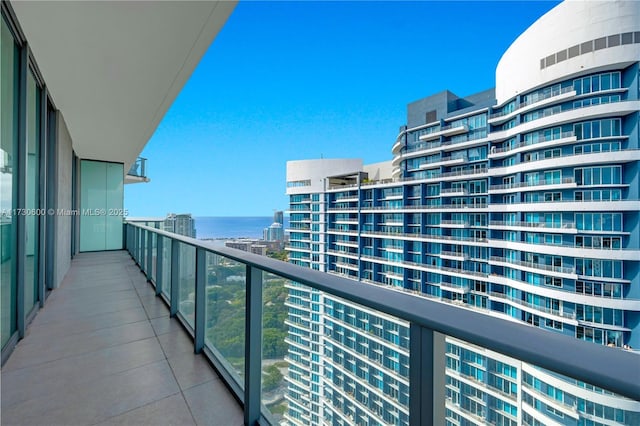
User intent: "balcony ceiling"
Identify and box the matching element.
[11,1,236,170]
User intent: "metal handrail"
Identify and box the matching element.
[125,222,640,409]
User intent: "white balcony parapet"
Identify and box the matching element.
[419,124,468,141]
[488,86,576,123]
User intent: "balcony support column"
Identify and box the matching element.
[409,325,445,426]
[244,266,263,426]
[194,248,206,353]
[170,240,180,317]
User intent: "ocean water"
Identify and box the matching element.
[195,216,289,239]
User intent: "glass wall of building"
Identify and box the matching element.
[24,67,41,315]
[1,11,19,349]
[1,2,61,362]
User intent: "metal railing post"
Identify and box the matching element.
[155,235,163,296]
[129,224,133,253]
[134,227,140,264]
[170,240,180,316]
[141,230,147,273]
[194,247,207,353]
[146,230,153,281]
[244,266,263,426]
[135,226,140,261]
[410,324,445,426]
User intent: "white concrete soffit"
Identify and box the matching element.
[11,0,237,169]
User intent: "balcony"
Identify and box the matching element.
[488,177,576,194]
[0,251,242,425]
[488,86,576,123]
[488,256,576,277]
[418,124,468,141]
[3,223,639,426]
[488,131,576,158]
[125,157,150,184]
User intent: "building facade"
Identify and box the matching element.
[274,210,285,226]
[285,1,640,425]
[264,222,285,244]
[164,213,196,238]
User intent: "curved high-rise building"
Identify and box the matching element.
[286,1,640,425]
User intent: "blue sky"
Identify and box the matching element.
[125,1,560,217]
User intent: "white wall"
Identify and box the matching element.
[54,112,72,288]
[363,161,394,181]
[286,159,363,195]
[495,0,640,104]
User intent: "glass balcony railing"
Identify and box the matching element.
[125,222,640,425]
[127,157,148,178]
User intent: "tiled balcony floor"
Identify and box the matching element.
[1,251,243,426]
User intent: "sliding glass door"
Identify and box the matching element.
[0,13,19,349]
[24,68,41,315]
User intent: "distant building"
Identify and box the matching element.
[263,222,284,243]
[225,240,253,252]
[225,239,272,256]
[263,211,285,248]
[273,210,284,225]
[164,213,196,238]
[250,244,267,256]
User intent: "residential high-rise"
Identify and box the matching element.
[163,213,196,238]
[285,1,640,425]
[264,222,285,243]
[274,210,284,225]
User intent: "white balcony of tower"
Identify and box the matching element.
[419,123,468,142]
[488,177,577,194]
[488,131,577,158]
[391,138,405,155]
[488,86,576,125]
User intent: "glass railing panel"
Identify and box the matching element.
[260,272,290,424]
[160,236,171,300]
[204,251,246,383]
[177,242,196,327]
[442,334,640,426]
[269,277,411,426]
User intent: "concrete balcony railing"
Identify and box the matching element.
[125,222,640,425]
